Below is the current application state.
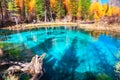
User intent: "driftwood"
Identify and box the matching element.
[6,53,46,80]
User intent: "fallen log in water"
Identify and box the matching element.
[5,53,46,80]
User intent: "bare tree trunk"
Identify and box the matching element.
[4,0,9,19]
[0,1,4,27]
[44,0,51,22]
[50,8,54,22]
[44,9,47,22]
[44,0,47,22]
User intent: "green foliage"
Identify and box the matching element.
[0,43,3,48]
[70,0,78,17]
[19,73,30,80]
[81,0,91,19]
[54,0,65,19]
[35,0,44,19]
[0,42,11,48]
[82,72,112,80]
[7,0,17,11]
[89,14,94,20]
[8,2,14,11]
[0,43,21,58]
[96,73,112,80]
[5,48,21,58]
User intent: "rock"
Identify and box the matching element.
[115,62,120,74]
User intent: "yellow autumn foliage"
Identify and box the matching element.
[15,0,24,9]
[106,6,112,16]
[111,6,120,16]
[90,2,103,20]
[15,0,35,12]
[50,0,56,8]
[63,0,71,14]
[77,0,82,18]
[14,0,120,21]
[102,4,108,16]
[28,0,35,12]
[77,7,81,18]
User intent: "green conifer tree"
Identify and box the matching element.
[35,0,44,20]
[81,0,91,20]
[70,0,78,17]
[54,0,65,19]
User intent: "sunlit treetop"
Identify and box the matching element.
[50,0,56,8]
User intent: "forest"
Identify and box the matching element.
[0,0,120,27]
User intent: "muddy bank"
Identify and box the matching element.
[0,22,120,32]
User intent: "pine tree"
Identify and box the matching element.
[77,0,82,19]
[81,0,91,20]
[70,0,78,17]
[54,0,65,19]
[35,0,44,20]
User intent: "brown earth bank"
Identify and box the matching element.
[0,22,120,32]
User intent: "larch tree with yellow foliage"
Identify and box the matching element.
[111,6,120,16]
[90,2,103,21]
[63,0,71,15]
[50,0,56,8]
[15,0,33,20]
[106,6,112,16]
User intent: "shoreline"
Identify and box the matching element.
[0,22,120,32]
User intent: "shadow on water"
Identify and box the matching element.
[31,37,54,55]
[41,37,80,80]
[31,36,117,80]
[40,38,116,80]
[58,38,79,80]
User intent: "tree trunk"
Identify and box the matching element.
[4,0,9,19]
[50,8,54,22]
[44,0,47,22]
[0,1,4,27]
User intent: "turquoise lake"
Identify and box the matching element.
[0,26,120,80]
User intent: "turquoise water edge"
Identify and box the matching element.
[0,26,120,80]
